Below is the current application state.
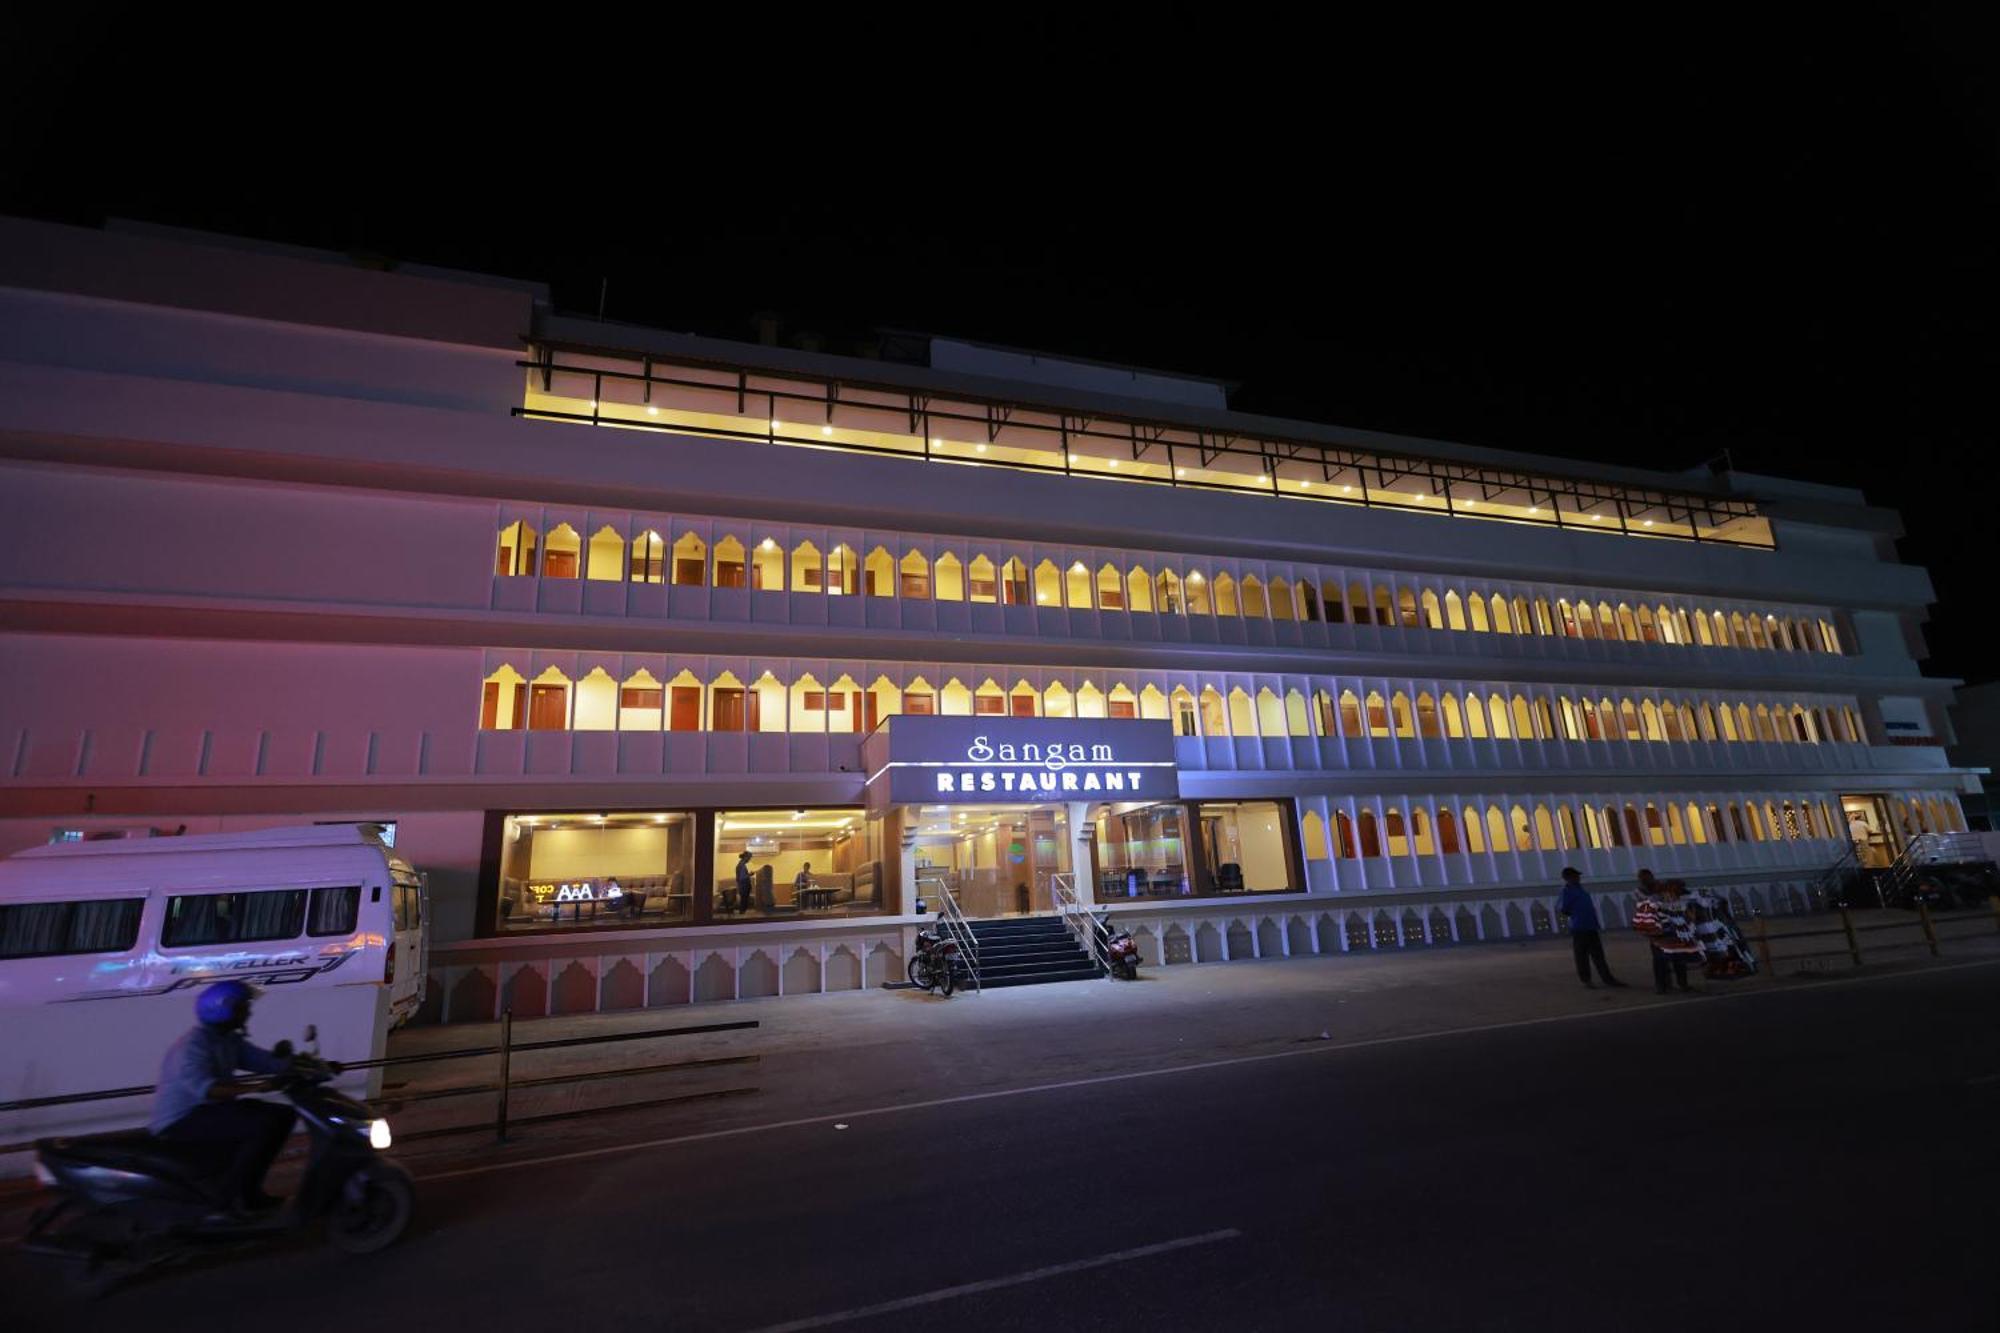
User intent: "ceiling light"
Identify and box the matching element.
[1643,519,1654,527]
[761,538,776,550]
[1175,467,1186,476]
[770,419,782,431]
[587,400,598,410]
[976,443,988,453]
[821,425,834,436]
[646,405,659,416]
[931,437,944,447]
[1590,514,1601,522]
[1108,458,1120,468]
[1300,479,1311,489]
[1529,507,1540,514]
[1342,484,1353,493]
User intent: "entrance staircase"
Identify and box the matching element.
[958,916,1103,989]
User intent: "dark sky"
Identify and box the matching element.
[7,15,1995,681]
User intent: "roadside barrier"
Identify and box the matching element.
[0,1011,760,1153]
[1750,898,2000,973]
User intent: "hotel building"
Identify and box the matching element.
[0,218,1977,1021]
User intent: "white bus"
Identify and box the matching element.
[0,825,427,1160]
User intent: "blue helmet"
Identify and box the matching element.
[194,980,256,1027]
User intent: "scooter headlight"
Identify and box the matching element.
[368,1119,393,1150]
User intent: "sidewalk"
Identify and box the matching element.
[373,925,2000,1172]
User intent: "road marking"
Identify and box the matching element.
[417,956,2000,1186]
[741,1229,1243,1332]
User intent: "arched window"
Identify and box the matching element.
[1489,594,1513,633]
[1532,598,1554,636]
[1065,561,1094,609]
[1299,581,1320,621]
[972,678,1006,717]
[1419,589,1443,629]
[900,550,932,599]
[1000,557,1028,605]
[1323,581,1345,623]
[1576,601,1598,639]
[1513,597,1533,634]
[1693,611,1714,646]
[1313,689,1337,737]
[1465,693,1490,739]
[1444,590,1466,630]
[708,670,749,732]
[1200,686,1228,736]
[967,554,997,603]
[630,529,665,583]
[1390,692,1414,738]
[1511,695,1534,739]
[1374,585,1395,627]
[1097,564,1125,611]
[1334,811,1358,858]
[1488,806,1513,853]
[1468,594,1491,632]
[1622,804,1644,846]
[1385,808,1410,857]
[1598,602,1619,640]
[1558,806,1579,849]
[1347,582,1371,625]
[1213,573,1239,616]
[1186,571,1213,615]
[1665,804,1686,844]
[863,547,896,598]
[1614,603,1637,641]
[1601,806,1624,848]
[1266,577,1294,621]
[940,678,973,716]
[582,526,623,581]
[1285,689,1310,737]
[1437,808,1461,854]
[1364,691,1390,738]
[1641,700,1665,742]
[670,532,707,586]
[713,535,747,588]
[617,669,664,730]
[1488,694,1512,739]
[1009,680,1042,718]
[1172,686,1199,736]
[752,670,787,731]
[1076,682,1108,719]
[825,673,863,732]
[1753,704,1777,742]
[751,537,784,591]
[1044,681,1073,718]
[1706,804,1727,843]
[1357,810,1382,858]
[1112,684,1142,719]
[526,666,572,730]
[1302,810,1329,860]
[1636,605,1658,642]
[1398,588,1420,629]
[934,552,964,600]
[479,664,526,729]
[1228,687,1257,736]
[1533,806,1558,851]
[826,544,858,596]
[1442,694,1466,738]
[1463,807,1488,854]
[791,541,823,592]
[542,523,581,578]
[1416,693,1442,739]
[1126,566,1154,612]
[495,520,538,576]
[1241,576,1267,618]
[1035,560,1063,606]
[1619,699,1642,739]
[1156,568,1183,615]
[573,667,618,729]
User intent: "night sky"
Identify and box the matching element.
[7,16,1994,682]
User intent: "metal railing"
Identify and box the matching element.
[1,1014,760,1152]
[1886,832,1991,903]
[919,875,981,992]
[1050,872,1111,975]
[1748,897,2000,973]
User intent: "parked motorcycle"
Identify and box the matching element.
[1098,912,1142,980]
[907,923,960,996]
[25,1032,413,1293]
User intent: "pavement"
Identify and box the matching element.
[6,925,1998,1329]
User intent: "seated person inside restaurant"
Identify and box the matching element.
[794,862,814,905]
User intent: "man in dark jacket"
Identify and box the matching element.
[1558,867,1626,989]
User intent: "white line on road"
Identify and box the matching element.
[418,956,2000,1186]
[740,1229,1244,1332]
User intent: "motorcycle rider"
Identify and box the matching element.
[148,981,297,1213]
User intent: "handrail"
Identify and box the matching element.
[1050,872,1112,975]
[919,874,980,992]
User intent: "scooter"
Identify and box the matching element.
[1097,913,1141,980]
[25,1028,414,1293]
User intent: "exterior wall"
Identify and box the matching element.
[0,220,1975,1023]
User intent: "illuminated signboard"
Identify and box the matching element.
[870,716,1179,805]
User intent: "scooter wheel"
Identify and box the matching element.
[325,1162,415,1254]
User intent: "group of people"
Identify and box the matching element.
[1558,867,1759,994]
[728,849,816,914]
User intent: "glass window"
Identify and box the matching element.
[307,886,361,936]
[715,809,879,920]
[1198,800,1295,893]
[499,812,696,932]
[163,890,307,947]
[0,898,144,958]
[1095,804,1188,899]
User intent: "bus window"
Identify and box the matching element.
[394,883,421,931]
[163,889,307,948]
[0,898,144,958]
[307,886,362,937]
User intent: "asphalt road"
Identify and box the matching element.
[10,961,1998,1332]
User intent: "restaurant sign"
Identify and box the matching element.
[869,716,1179,805]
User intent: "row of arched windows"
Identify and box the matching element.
[1298,792,1964,862]
[493,521,1843,656]
[478,663,1863,749]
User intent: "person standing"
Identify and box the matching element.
[733,849,754,914]
[1634,877,1702,993]
[1557,868,1626,988]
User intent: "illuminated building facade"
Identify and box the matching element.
[0,217,1975,1019]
